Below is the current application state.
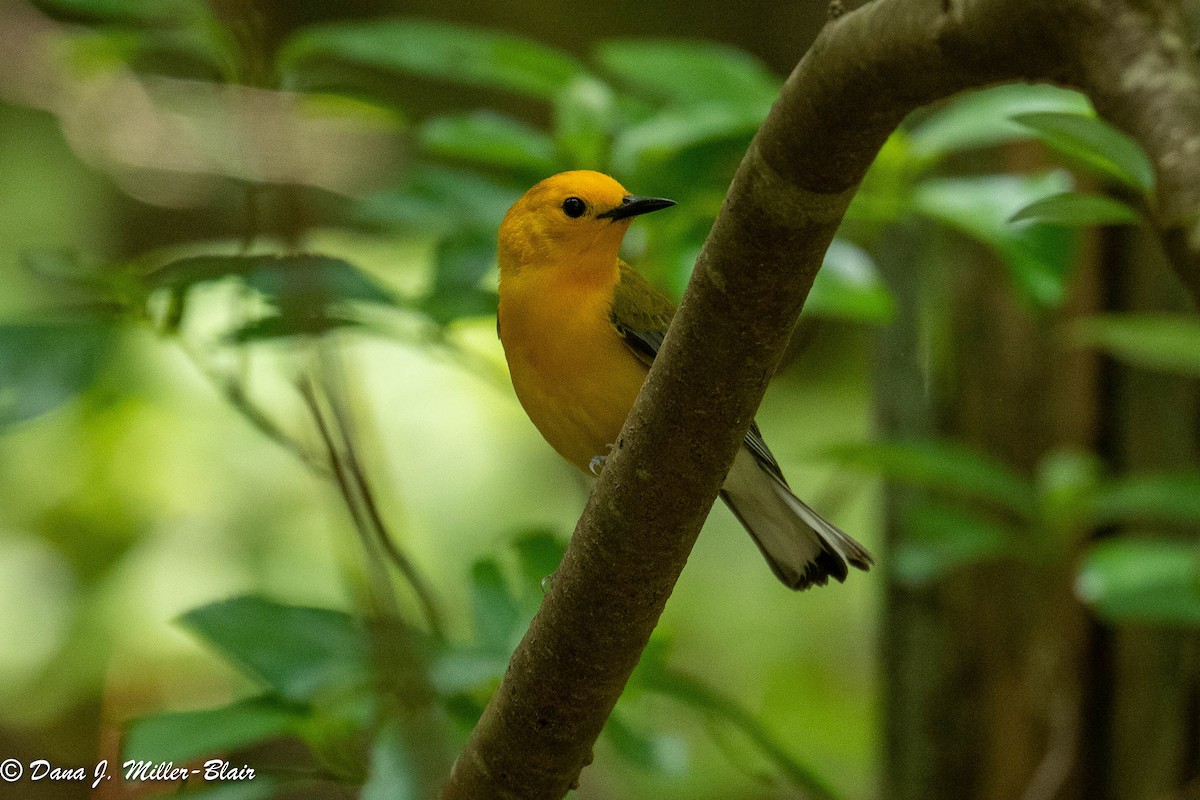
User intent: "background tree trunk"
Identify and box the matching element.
[879,182,1200,799]
[1099,226,1200,800]
[877,177,1102,799]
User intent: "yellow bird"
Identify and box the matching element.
[497,171,872,590]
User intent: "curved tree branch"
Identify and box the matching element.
[1062,0,1200,303]
[442,1,1200,797]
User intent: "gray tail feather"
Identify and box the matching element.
[721,452,873,591]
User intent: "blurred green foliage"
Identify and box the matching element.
[4,5,887,797]
[1,1,1196,799]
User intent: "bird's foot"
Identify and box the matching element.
[588,443,616,476]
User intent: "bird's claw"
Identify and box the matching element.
[588,443,616,476]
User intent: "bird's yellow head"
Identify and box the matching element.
[497,170,674,280]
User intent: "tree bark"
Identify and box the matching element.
[1067,0,1200,305]
[442,1,1200,797]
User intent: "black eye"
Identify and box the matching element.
[561,197,587,218]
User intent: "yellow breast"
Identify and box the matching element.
[498,269,648,472]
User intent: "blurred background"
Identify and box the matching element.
[0,1,1196,799]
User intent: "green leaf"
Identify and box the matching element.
[58,19,233,87]
[356,165,522,236]
[302,692,375,783]
[610,103,763,176]
[34,0,209,25]
[418,288,498,326]
[637,666,836,799]
[360,722,419,800]
[225,313,363,343]
[908,84,1092,162]
[281,19,589,102]
[1089,473,1200,527]
[512,530,566,592]
[805,239,895,324]
[241,256,396,307]
[469,558,522,652]
[63,24,230,83]
[21,249,121,298]
[419,112,558,175]
[428,648,505,696]
[443,694,487,729]
[1072,314,1200,375]
[1076,538,1200,626]
[144,254,262,290]
[180,596,371,704]
[434,233,496,292]
[150,255,395,331]
[123,696,305,765]
[893,503,1017,586]
[593,39,779,110]
[161,778,282,800]
[553,76,619,169]
[1009,192,1140,227]
[1036,449,1103,534]
[1013,111,1155,193]
[604,713,688,775]
[913,172,1077,308]
[300,92,408,131]
[842,132,918,228]
[119,28,230,82]
[147,254,395,304]
[630,634,673,681]
[0,320,115,428]
[824,439,1037,518]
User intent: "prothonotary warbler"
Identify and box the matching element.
[496,170,872,590]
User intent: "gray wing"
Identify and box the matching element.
[611,322,663,368]
[610,312,789,486]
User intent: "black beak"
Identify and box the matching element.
[597,194,676,221]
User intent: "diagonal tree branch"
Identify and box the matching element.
[442,1,1200,797]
